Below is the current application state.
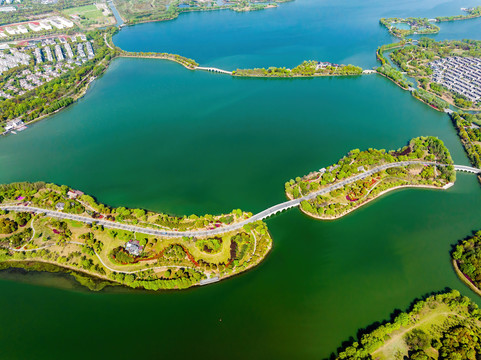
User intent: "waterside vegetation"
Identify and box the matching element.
[390,38,481,110]
[233,61,363,78]
[285,137,455,219]
[113,0,293,25]
[333,290,481,360]
[0,182,272,291]
[452,230,481,296]
[436,6,481,22]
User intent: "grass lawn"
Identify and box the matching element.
[62,5,114,28]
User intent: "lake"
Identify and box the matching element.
[1,1,481,359]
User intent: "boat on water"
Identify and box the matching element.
[11,131,17,135]
[16,125,27,131]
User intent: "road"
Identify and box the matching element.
[0,161,478,238]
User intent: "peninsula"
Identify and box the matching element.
[285,137,455,219]
[0,182,272,290]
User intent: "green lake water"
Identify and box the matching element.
[1,1,481,359]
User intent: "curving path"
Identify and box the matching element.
[0,161,478,238]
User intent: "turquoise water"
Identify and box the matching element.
[113,0,481,70]
[1,1,481,359]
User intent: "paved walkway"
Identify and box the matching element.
[0,161,478,238]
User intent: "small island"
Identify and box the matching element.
[452,230,481,296]
[333,290,481,359]
[285,137,455,219]
[380,17,440,38]
[0,182,272,291]
[233,60,363,78]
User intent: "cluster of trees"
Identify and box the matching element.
[110,246,136,264]
[3,227,32,247]
[452,230,481,289]
[110,267,204,290]
[451,112,481,169]
[0,218,18,234]
[234,61,362,78]
[196,237,223,253]
[380,17,439,38]
[376,63,412,89]
[334,290,481,359]
[413,88,449,110]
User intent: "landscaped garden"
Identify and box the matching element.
[285,136,455,219]
[0,182,272,291]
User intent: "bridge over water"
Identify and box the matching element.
[195,66,232,75]
[1,162,479,238]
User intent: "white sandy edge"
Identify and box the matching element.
[298,182,454,220]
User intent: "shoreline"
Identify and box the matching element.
[0,230,273,291]
[296,183,452,220]
[452,259,481,297]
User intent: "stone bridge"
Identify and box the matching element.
[195,66,232,75]
[453,165,481,174]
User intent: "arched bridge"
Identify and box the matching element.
[195,66,232,75]
[454,165,481,174]
[1,161,479,238]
